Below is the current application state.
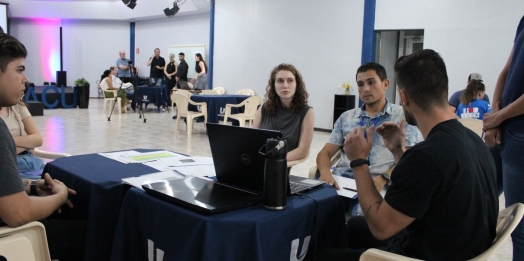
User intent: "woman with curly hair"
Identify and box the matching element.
[253,63,314,161]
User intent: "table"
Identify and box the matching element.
[190,94,251,124]
[111,186,347,261]
[43,150,159,261]
[132,85,168,112]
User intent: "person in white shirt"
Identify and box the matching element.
[100,66,131,113]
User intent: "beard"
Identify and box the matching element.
[403,106,417,126]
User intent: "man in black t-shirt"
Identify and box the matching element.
[146,48,166,86]
[314,50,498,261]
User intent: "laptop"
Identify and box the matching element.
[142,177,262,214]
[177,80,190,90]
[147,78,156,86]
[206,123,324,195]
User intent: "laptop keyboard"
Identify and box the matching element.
[290,182,309,194]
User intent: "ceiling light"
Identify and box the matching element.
[164,2,180,17]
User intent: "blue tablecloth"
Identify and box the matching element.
[132,85,168,112]
[190,95,251,124]
[43,149,160,261]
[111,186,347,261]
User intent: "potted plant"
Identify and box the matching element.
[74,78,90,87]
[340,81,352,95]
[74,78,90,108]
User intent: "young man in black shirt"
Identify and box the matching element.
[175,52,189,88]
[314,49,498,260]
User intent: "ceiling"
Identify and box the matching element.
[5,0,211,20]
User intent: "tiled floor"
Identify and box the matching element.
[32,98,512,260]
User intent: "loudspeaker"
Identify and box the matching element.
[56,71,67,87]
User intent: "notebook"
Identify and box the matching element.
[206,123,324,195]
[142,177,262,214]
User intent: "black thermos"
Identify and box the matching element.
[263,138,288,210]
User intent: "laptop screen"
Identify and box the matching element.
[206,123,282,192]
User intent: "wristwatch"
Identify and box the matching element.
[30,180,38,196]
[379,173,391,181]
[350,159,370,168]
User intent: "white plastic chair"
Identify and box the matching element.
[172,93,207,139]
[213,87,226,95]
[201,90,219,95]
[103,90,121,116]
[287,152,310,168]
[458,118,483,137]
[34,148,71,160]
[222,96,262,127]
[236,89,255,96]
[308,149,342,179]
[171,90,193,115]
[359,203,524,261]
[0,221,51,261]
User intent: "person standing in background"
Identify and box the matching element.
[146,48,165,86]
[116,50,131,82]
[483,15,524,260]
[164,53,178,111]
[164,53,178,94]
[175,52,188,88]
[190,53,208,90]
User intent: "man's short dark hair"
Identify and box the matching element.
[179,52,185,56]
[394,49,449,112]
[356,62,388,81]
[0,33,27,72]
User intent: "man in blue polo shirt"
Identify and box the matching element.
[448,73,490,112]
[483,14,524,260]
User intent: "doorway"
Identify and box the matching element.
[375,30,424,104]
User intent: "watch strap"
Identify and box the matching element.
[30,180,38,196]
[350,159,370,168]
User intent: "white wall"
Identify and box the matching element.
[10,15,209,97]
[10,19,129,96]
[375,0,524,101]
[213,0,365,130]
[134,14,210,79]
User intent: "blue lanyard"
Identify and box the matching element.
[359,115,379,139]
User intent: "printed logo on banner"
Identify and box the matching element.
[148,239,164,261]
[290,235,311,261]
[219,107,225,115]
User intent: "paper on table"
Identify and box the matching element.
[172,165,216,178]
[98,150,140,164]
[99,150,183,164]
[142,160,171,172]
[125,151,183,163]
[122,170,185,190]
[332,175,358,199]
[159,156,213,167]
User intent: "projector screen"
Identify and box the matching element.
[0,3,6,34]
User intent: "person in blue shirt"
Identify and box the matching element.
[483,14,524,260]
[449,73,490,112]
[456,79,491,120]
